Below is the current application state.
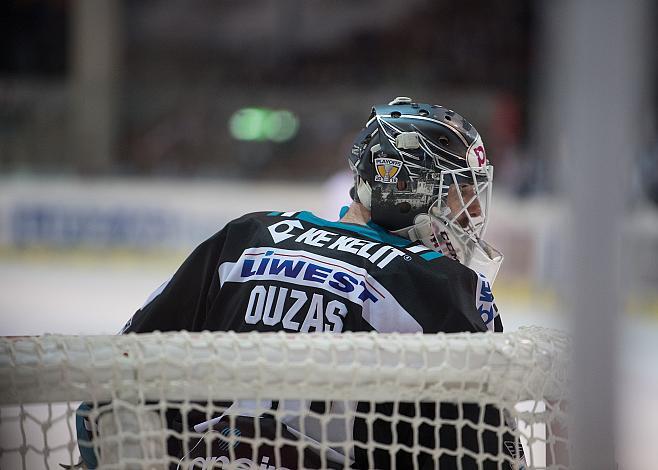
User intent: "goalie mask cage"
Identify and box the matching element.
[0,327,570,470]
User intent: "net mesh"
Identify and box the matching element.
[0,327,570,469]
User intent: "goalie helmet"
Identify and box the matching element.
[348,97,502,281]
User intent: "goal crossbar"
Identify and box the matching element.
[0,327,569,406]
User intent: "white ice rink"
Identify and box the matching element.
[1,257,657,469]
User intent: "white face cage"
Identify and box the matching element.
[430,164,494,248]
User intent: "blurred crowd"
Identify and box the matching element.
[1,0,656,204]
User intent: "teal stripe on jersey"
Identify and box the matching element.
[294,211,411,248]
[420,251,443,261]
[267,211,283,216]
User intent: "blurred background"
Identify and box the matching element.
[0,0,656,466]
[1,0,656,322]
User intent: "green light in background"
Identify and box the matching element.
[229,108,266,141]
[263,110,299,142]
[229,108,299,142]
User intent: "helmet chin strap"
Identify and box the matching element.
[463,237,504,286]
[396,213,504,285]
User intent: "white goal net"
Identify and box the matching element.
[0,327,570,469]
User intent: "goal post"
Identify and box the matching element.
[0,327,570,469]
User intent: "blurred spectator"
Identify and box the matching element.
[1,0,655,206]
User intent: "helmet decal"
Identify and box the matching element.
[466,135,488,169]
[374,158,402,183]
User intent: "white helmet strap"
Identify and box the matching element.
[356,177,372,210]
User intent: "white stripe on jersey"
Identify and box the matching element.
[140,277,171,309]
[218,247,422,333]
[475,273,497,331]
[406,244,431,254]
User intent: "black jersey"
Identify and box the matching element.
[122,210,501,336]
[117,210,520,470]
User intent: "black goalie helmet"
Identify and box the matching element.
[348,97,493,238]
